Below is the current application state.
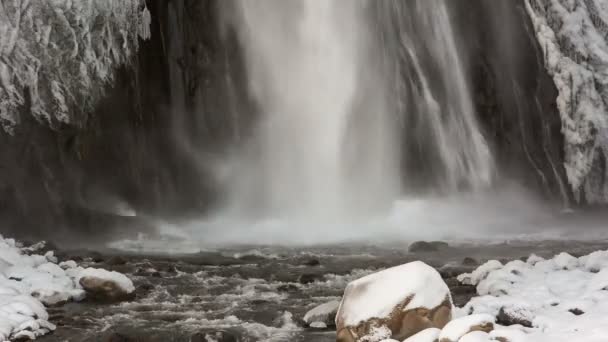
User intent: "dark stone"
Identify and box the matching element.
[277,284,299,293]
[462,257,479,266]
[89,252,104,263]
[569,308,585,316]
[409,241,449,253]
[106,256,128,266]
[298,273,323,284]
[496,307,533,328]
[103,332,139,342]
[303,259,321,267]
[191,330,239,342]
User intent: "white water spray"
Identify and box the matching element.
[222,0,400,220]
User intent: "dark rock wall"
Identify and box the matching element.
[0,0,247,242]
[450,0,571,206]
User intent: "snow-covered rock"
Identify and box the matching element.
[403,328,440,342]
[336,261,453,342]
[459,249,608,341]
[79,268,135,302]
[437,314,494,342]
[0,0,151,134]
[303,300,340,328]
[525,0,608,204]
[0,235,134,340]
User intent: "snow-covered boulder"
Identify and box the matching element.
[403,328,440,342]
[78,268,135,303]
[303,300,340,328]
[437,314,494,342]
[336,261,453,342]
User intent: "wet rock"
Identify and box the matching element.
[303,258,321,267]
[88,252,104,263]
[462,257,478,266]
[298,273,323,284]
[106,256,128,266]
[103,332,139,342]
[134,267,161,277]
[303,300,340,328]
[496,307,533,328]
[409,241,449,253]
[80,277,135,303]
[277,284,299,292]
[190,330,239,342]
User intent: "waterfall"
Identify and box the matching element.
[218,0,493,221]
[374,0,493,192]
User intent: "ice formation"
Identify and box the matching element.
[525,0,608,203]
[0,0,151,133]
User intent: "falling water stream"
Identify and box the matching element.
[215,0,492,222]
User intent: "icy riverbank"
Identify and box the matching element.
[0,236,134,341]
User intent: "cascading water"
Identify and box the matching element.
[374,0,493,192]
[221,0,401,220]
[217,0,493,222]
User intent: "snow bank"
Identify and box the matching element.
[0,235,134,340]
[338,261,450,326]
[525,0,608,204]
[459,249,608,341]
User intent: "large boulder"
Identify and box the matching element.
[78,268,135,303]
[336,262,453,342]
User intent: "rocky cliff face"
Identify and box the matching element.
[451,0,571,206]
[0,0,245,241]
[524,0,608,205]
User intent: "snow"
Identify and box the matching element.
[337,261,451,326]
[0,235,134,341]
[458,249,608,341]
[402,328,440,342]
[437,314,494,342]
[0,0,151,133]
[525,0,608,204]
[303,299,340,326]
[457,260,502,286]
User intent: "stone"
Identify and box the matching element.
[438,314,495,342]
[496,307,533,328]
[462,257,478,266]
[569,308,585,316]
[303,300,340,328]
[336,262,453,342]
[190,330,239,342]
[106,256,128,266]
[408,241,449,253]
[303,258,321,267]
[80,277,135,303]
[299,273,323,284]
